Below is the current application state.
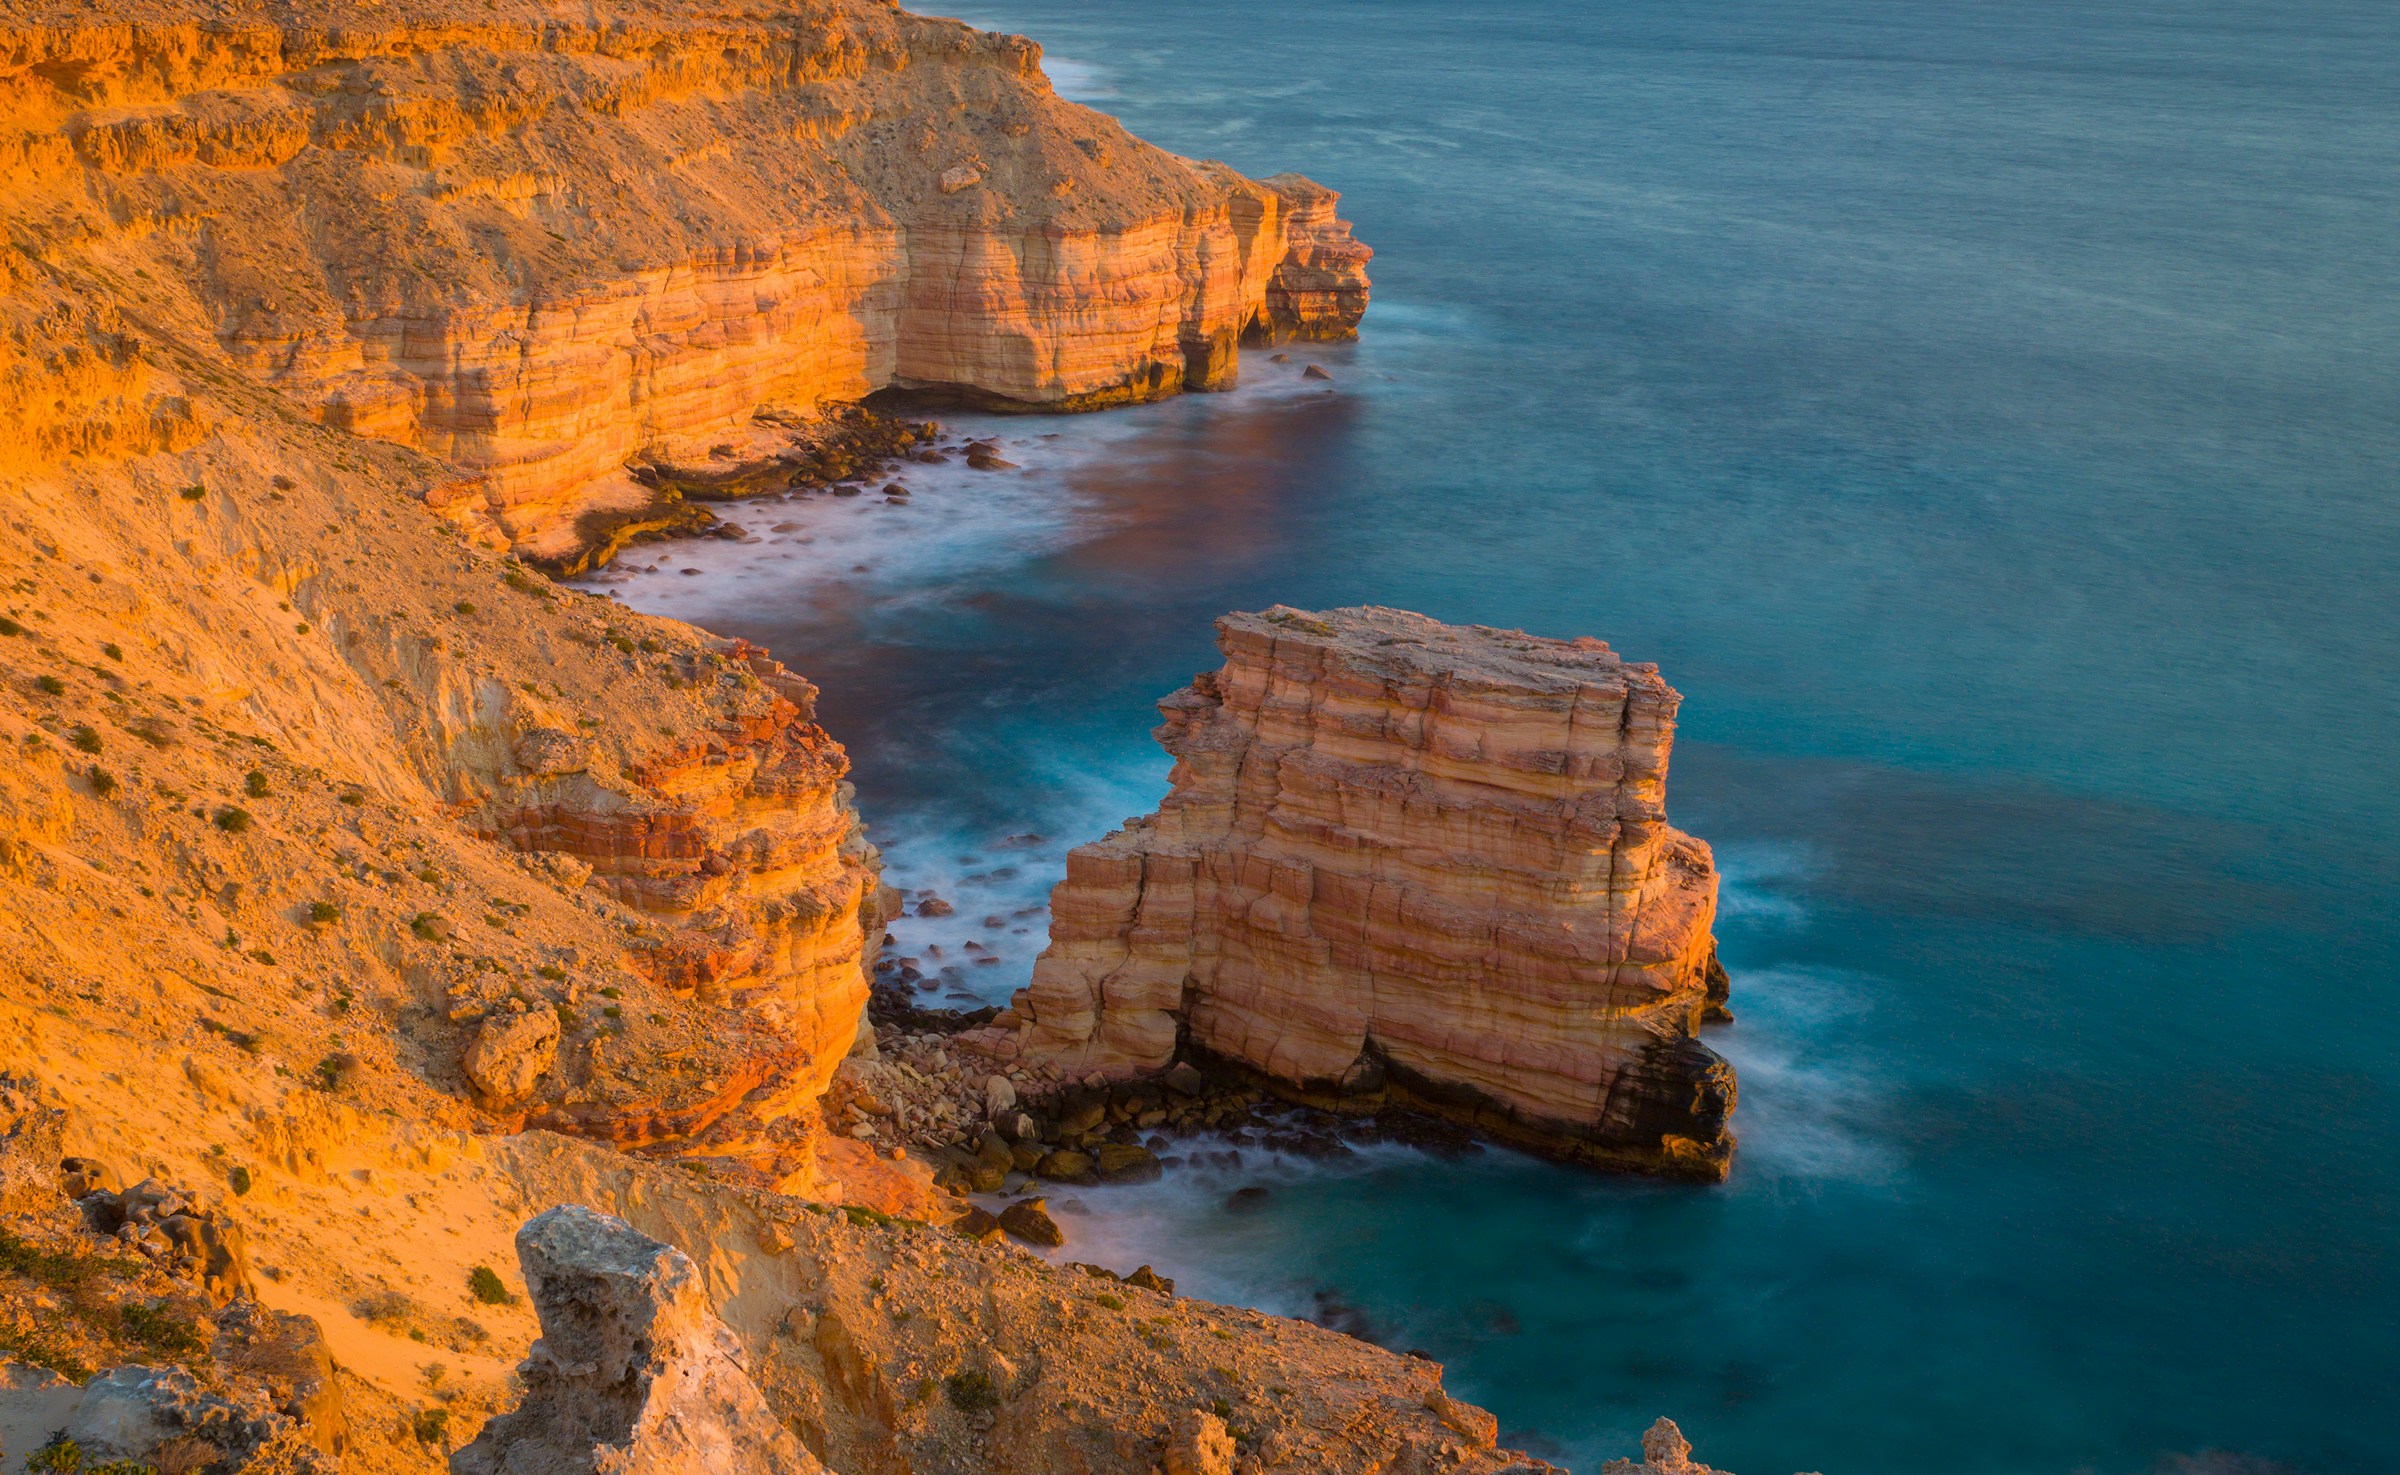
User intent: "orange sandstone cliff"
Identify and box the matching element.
[0,0,1369,569]
[0,3,1601,1470]
[995,606,1739,1180]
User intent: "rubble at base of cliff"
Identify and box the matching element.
[835,991,1486,1211]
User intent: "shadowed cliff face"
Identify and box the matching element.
[0,0,1369,565]
[992,606,1737,1180]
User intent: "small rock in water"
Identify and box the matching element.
[916,897,955,917]
[1302,364,1332,381]
[680,568,702,576]
[1094,1143,1162,1183]
[1225,1185,1272,1213]
[833,484,862,497]
[1035,1149,1097,1185]
[949,1205,1003,1242]
[997,1197,1064,1247]
[1269,353,1291,363]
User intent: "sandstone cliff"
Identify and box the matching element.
[0,0,1369,567]
[997,606,1738,1179]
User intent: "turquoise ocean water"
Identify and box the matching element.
[594,3,2400,1469]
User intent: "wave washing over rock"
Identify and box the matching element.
[986,606,1738,1179]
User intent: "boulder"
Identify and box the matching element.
[1161,1408,1236,1475]
[64,1365,329,1474]
[463,1008,561,1108]
[1033,1149,1096,1186]
[84,1177,253,1305]
[452,1205,828,1475]
[996,1198,1063,1248]
[59,1155,122,1200]
[1094,1143,1162,1184]
[1124,1265,1175,1295]
[220,1301,348,1454]
[982,1074,1018,1117]
[948,1205,1003,1242]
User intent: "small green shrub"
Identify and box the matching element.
[228,1164,253,1195]
[0,616,20,637]
[101,642,122,660]
[413,1407,450,1445]
[179,484,208,501]
[454,601,476,616]
[1093,1292,1124,1310]
[467,1265,514,1306]
[211,805,252,833]
[337,790,365,806]
[943,1369,1000,1413]
[121,1301,206,1356]
[88,767,118,797]
[535,964,566,981]
[243,770,269,797]
[34,674,65,695]
[409,912,442,940]
[308,900,341,924]
[69,725,101,753]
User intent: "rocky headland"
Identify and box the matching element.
[989,606,1738,1180]
[0,0,1368,572]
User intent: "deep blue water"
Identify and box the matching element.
[598,2,2400,1469]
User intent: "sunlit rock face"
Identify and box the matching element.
[1002,606,1737,1180]
[0,0,1367,562]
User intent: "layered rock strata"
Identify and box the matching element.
[0,0,1370,566]
[1003,606,1737,1179]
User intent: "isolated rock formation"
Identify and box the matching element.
[0,0,1370,567]
[455,1205,827,1475]
[1601,1418,1728,1475]
[1002,606,1737,1178]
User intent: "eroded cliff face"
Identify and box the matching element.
[0,0,1369,565]
[996,606,1738,1180]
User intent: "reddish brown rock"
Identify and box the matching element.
[1003,606,1737,1180]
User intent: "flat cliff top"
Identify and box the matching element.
[1224,604,1670,696]
[0,0,1235,249]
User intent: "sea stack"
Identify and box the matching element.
[999,606,1737,1179]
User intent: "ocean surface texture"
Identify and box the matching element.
[594,3,2400,1470]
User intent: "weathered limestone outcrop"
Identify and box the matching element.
[999,606,1737,1179]
[1601,1419,1729,1475]
[0,0,1370,566]
[455,1204,827,1475]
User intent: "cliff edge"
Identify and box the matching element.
[0,0,1369,567]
